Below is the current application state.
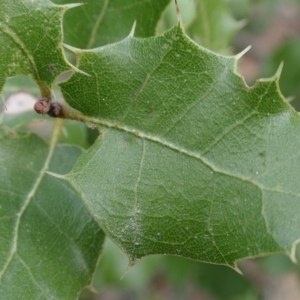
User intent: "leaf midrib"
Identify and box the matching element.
[0,22,39,80]
[0,119,63,284]
[81,115,300,200]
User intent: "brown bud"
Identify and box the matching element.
[48,103,62,118]
[34,100,48,114]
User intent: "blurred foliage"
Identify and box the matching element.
[261,38,300,111]
[2,75,40,99]
[156,0,196,33]
[232,0,300,108]
[80,238,300,300]
[186,0,243,54]
[84,239,258,300]
[157,0,242,54]
[228,0,281,20]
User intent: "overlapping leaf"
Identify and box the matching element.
[59,24,300,268]
[52,0,171,48]
[186,0,244,53]
[0,128,105,299]
[0,0,72,97]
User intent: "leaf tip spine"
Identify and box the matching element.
[120,256,141,279]
[234,265,243,275]
[61,2,85,12]
[129,20,137,37]
[285,96,295,103]
[120,259,135,280]
[274,61,284,81]
[290,239,300,264]
[235,45,252,60]
[62,43,83,55]
[175,0,183,26]
[73,66,91,77]
[62,44,90,76]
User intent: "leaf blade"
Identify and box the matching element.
[0,129,105,298]
[186,0,244,53]
[60,25,300,266]
[52,0,171,48]
[0,0,72,96]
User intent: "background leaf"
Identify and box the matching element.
[52,0,171,48]
[186,0,244,53]
[0,0,72,97]
[60,24,300,267]
[261,38,300,110]
[2,75,40,100]
[0,127,105,299]
[157,0,243,54]
[90,238,258,299]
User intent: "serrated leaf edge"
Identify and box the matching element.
[59,22,299,268]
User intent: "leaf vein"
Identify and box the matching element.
[0,22,39,80]
[201,111,257,155]
[17,254,49,298]
[0,120,63,282]
[87,0,110,48]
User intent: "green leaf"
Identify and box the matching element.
[59,120,98,149]
[59,23,300,268]
[52,0,171,48]
[261,38,300,110]
[186,0,243,53]
[1,114,95,149]
[0,127,105,299]
[156,0,196,34]
[2,75,40,100]
[1,111,43,130]
[0,0,72,96]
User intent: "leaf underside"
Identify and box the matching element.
[59,24,300,267]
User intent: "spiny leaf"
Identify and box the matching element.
[52,0,171,48]
[0,129,105,298]
[59,23,300,268]
[61,26,300,266]
[0,0,72,97]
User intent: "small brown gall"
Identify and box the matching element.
[34,100,48,114]
[48,103,62,118]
